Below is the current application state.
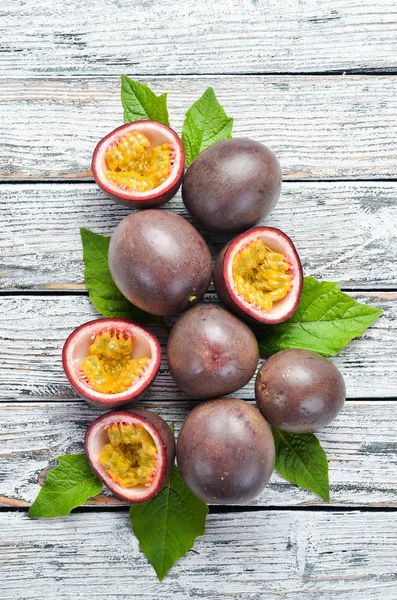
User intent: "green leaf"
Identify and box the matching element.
[121,75,169,125]
[182,87,233,165]
[256,276,383,357]
[80,228,156,325]
[273,429,330,502]
[28,454,103,519]
[129,465,208,580]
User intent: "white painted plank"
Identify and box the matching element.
[0,293,393,401]
[1,510,396,599]
[1,76,397,179]
[1,0,397,75]
[1,182,397,290]
[1,400,397,508]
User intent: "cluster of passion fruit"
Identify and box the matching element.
[63,121,345,504]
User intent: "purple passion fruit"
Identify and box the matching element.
[182,138,282,233]
[108,210,212,316]
[92,121,184,208]
[177,398,275,504]
[62,318,161,409]
[255,349,346,433]
[214,226,303,324]
[85,408,175,502]
[167,305,259,399]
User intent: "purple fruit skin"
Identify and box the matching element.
[255,349,346,433]
[108,210,212,316]
[182,138,282,233]
[167,304,259,399]
[176,398,275,504]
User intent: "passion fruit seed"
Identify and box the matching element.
[232,239,292,312]
[104,131,172,192]
[81,330,149,394]
[99,423,157,488]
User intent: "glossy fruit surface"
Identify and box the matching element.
[177,398,275,504]
[182,138,281,233]
[108,210,212,316]
[62,318,161,409]
[255,348,346,433]
[85,408,175,502]
[92,121,184,208]
[214,226,303,324]
[167,304,259,399]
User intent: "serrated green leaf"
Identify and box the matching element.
[28,454,102,519]
[256,276,383,357]
[182,87,233,165]
[129,465,208,580]
[80,228,157,325]
[121,75,169,125]
[273,429,330,501]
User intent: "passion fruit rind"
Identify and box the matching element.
[85,408,175,503]
[176,398,275,504]
[108,210,213,317]
[214,226,303,325]
[92,121,185,209]
[62,318,161,409]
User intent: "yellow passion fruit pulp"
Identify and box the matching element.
[99,423,157,488]
[105,131,172,192]
[232,239,291,312]
[82,331,149,394]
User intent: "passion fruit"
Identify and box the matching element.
[108,210,212,316]
[182,138,282,233]
[167,305,259,399]
[255,349,346,433]
[85,408,175,502]
[92,121,184,208]
[177,398,275,504]
[62,318,161,409]
[214,226,303,324]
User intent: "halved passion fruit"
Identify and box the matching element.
[213,227,303,324]
[62,318,161,409]
[85,408,175,502]
[92,121,185,208]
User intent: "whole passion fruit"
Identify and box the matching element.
[214,226,303,324]
[177,398,275,504]
[108,210,212,316]
[92,121,184,208]
[167,305,259,399]
[182,138,282,233]
[255,349,346,433]
[62,318,161,409]
[85,408,175,502]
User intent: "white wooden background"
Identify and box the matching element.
[1,1,397,598]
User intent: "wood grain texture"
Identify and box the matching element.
[0,293,392,401]
[1,0,397,76]
[1,76,397,180]
[1,510,397,599]
[1,400,397,508]
[1,182,397,291]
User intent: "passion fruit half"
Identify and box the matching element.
[62,318,161,409]
[108,210,212,316]
[182,138,282,233]
[177,398,275,504]
[255,349,346,433]
[92,121,184,208]
[85,408,175,502]
[167,304,259,399]
[214,226,303,324]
